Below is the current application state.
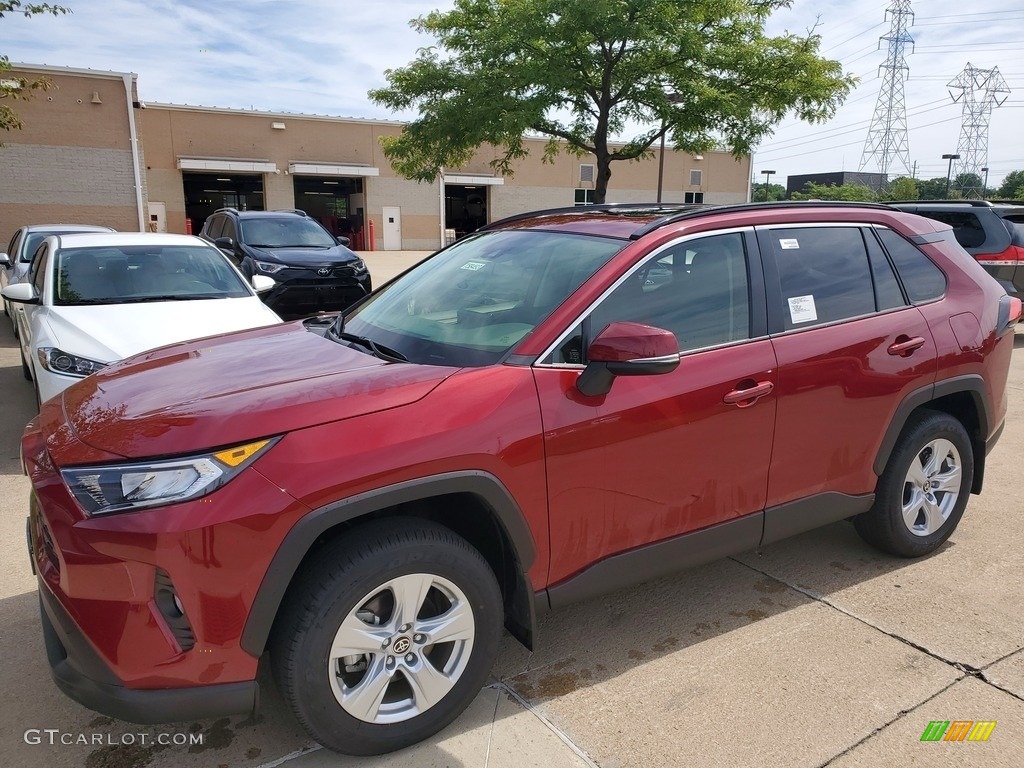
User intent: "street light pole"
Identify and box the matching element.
[761,170,776,202]
[942,153,960,198]
[982,166,990,198]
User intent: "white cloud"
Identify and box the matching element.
[4,0,1023,186]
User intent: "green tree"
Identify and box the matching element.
[791,182,877,202]
[751,182,786,202]
[951,172,983,199]
[1,2,70,144]
[917,177,956,200]
[882,176,918,201]
[370,0,854,203]
[995,170,1024,200]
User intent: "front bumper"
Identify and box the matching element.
[38,578,258,724]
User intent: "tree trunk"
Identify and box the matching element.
[593,154,613,204]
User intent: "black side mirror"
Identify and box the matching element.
[214,237,235,251]
[336,235,351,247]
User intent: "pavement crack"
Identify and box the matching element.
[731,557,971,671]
[489,682,600,768]
[482,686,500,768]
[816,676,965,767]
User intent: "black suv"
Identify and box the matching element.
[200,209,372,317]
[887,200,1024,300]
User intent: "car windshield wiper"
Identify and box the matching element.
[327,327,408,362]
[117,294,222,303]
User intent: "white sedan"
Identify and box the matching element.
[2,232,282,405]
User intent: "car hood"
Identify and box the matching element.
[247,244,359,266]
[60,322,458,459]
[44,298,282,362]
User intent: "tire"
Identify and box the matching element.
[270,518,503,756]
[855,410,974,557]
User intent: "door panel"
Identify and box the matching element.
[758,225,939,507]
[536,341,777,584]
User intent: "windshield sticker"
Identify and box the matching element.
[779,238,800,249]
[460,261,487,271]
[788,294,817,324]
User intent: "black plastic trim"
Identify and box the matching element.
[761,492,874,546]
[38,583,258,724]
[545,513,763,608]
[872,374,991,477]
[240,471,538,656]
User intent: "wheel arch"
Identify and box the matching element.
[241,471,539,657]
[874,375,990,493]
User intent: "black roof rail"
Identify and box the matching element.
[628,200,893,240]
[272,208,309,216]
[986,199,1024,206]
[213,207,239,213]
[480,203,703,231]
[887,199,993,207]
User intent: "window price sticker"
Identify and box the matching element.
[778,238,800,249]
[788,294,818,324]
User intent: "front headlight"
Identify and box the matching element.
[254,260,285,274]
[351,259,368,274]
[61,438,277,516]
[37,347,108,377]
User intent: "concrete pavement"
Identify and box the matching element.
[0,256,1022,767]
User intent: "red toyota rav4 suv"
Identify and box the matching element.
[23,203,1019,755]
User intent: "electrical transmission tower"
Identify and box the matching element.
[859,0,915,177]
[948,63,1010,199]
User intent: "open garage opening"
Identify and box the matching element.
[445,185,488,240]
[292,176,365,247]
[183,173,264,235]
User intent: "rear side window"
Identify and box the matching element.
[876,228,946,303]
[920,211,985,249]
[766,227,875,330]
[204,215,224,239]
[864,230,906,311]
[1001,216,1024,247]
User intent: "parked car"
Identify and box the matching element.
[3,232,282,404]
[887,200,1024,300]
[1,224,115,336]
[23,203,1018,755]
[200,208,371,317]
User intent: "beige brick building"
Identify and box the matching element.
[2,64,752,251]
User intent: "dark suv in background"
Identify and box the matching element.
[200,208,371,317]
[888,200,1024,300]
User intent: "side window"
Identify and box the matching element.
[6,231,22,260]
[768,227,875,330]
[921,211,985,250]
[876,228,947,303]
[221,217,237,243]
[864,229,906,311]
[31,245,49,295]
[205,215,224,239]
[567,232,750,358]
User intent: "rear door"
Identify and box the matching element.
[758,224,939,541]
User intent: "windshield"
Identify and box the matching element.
[55,245,252,305]
[342,230,624,366]
[240,217,337,247]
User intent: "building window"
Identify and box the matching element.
[689,169,703,187]
[684,192,705,204]
[575,189,596,206]
[579,164,595,183]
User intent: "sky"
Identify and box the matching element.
[2,0,1023,189]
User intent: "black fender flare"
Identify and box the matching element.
[240,470,537,656]
[873,374,990,479]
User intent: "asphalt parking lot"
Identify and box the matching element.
[1,253,1022,767]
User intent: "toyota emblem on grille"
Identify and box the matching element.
[317,267,331,276]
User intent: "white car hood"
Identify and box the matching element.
[43,297,282,362]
